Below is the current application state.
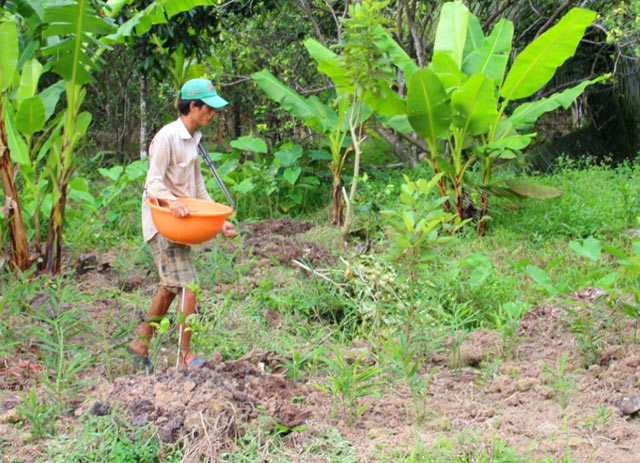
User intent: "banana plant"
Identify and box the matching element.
[0,2,111,273]
[1,0,214,274]
[3,58,66,255]
[403,1,603,234]
[40,1,114,274]
[252,69,352,226]
[301,0,396,242]
[167,44,207,98]
[253,1,407,231]
[0,17,31,271]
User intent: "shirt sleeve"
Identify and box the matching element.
[145,133,178,201]
[194,157,213,202]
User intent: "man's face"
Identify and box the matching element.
[191,102,216,127]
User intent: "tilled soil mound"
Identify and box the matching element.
[244,235,334,267]
[242,218,335,267]
[91,356,311,462]
[245,218,314,237]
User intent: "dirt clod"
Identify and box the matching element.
[616,395,640,415]
[244,236,333,267]
[88,401,110,417]
[122,273,146,292]
[75,253,98,274]
[94,353,310,458]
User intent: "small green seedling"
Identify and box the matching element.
[542,354,579,409]
[315,346,381,425]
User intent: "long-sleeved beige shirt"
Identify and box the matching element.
[141,118,212,242]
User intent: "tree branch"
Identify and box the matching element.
[534,0,571,38]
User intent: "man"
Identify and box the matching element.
[128,78,237,371]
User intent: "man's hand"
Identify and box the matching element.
[221,221,238,238]
[166,199,190,218]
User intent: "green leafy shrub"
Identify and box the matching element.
[203,139,325,219]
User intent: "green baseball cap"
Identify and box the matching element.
[180,78,228,108]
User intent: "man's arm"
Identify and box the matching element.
[146,135,189,217]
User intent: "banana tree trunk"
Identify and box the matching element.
[331,175,344,226]
[43,174,68,275]
[0,118,31,271]
[478,161,491,236]
[478,192,489,236]
[453,180,464,220]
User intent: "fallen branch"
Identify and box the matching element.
[292,258,345,289]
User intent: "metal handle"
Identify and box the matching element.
[197,143,236,211]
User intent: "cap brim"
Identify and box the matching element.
[202,95,228,109]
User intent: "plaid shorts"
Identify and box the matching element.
[147,233,198,294]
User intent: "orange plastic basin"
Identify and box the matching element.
[146,197,233,245]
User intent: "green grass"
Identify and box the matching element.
[46,412,182,463]
[217,424,358,462]
[491,158,640,239]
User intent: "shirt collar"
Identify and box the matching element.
[176,118,202,144]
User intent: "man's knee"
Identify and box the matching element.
[158,285,178,303]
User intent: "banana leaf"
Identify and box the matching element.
[500,8,596,102]
[407,68,452,146]
[504,179,563,198]
[252,69,334,134]
[16,96,45,135]
[103,0,215,43]
[431,52,466,93]
[0,20,19,91]
[462,13,484,65]
[373,25,419,80]
[462,19,513,85]
[16,59,42,105]
[42,1,115,85]
[451,73,498,135]
[304,38,350,90]
[508,76,605,129]
[434,1,469,70]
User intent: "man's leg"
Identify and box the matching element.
[177,288,197,367]
[129,285,176,357]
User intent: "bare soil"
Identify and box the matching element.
[242,218,335,267]
[86,355,311,461]
[302,290,640,463]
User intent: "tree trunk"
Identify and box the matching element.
[478,164,491,236]
[232,102,242,139]
[331,177,344,226]
[0,117,31,272]
[373,126,419,168]
[478,192,489,236]
[217,110,225,145]
[43,176,67,275]
[140,76,148,160]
